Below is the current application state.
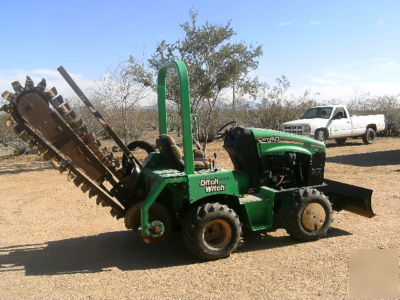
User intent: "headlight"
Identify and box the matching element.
[303,125,311,133]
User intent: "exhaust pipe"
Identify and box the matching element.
[324,179,375,218]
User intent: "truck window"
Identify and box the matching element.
[333,107,347,119]
[301,107,333,119]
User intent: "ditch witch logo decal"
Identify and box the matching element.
[200,178,226,193]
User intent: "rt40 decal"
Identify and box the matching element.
[259,136,280,143]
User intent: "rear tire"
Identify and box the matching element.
[335,138,347,145]
[182,202,242,260]
[281,188,332,242]
[362,128,375,144]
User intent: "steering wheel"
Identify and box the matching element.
[215,120,237,139]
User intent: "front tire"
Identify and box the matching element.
[281,188,333,242]
[315,130,327,143]
[362,128,375,144]
[124,201,172,244]
[182,202,242,260]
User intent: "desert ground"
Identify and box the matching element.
[0,137,399,299]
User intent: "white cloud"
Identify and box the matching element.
[321,71,360,81]
[309,20,320,25]
[378,20,384,24]
[309,78,337,86]
[278,22,291,26]
[379,61,396,68]
[292,81,400,101]
[290,58,400,101]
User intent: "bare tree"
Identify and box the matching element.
[95,58,153,142]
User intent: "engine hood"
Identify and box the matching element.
[282,118,329,127]
[249,128,325,154]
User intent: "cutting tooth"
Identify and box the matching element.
[50,87,58,95]
[37,145,47,154]
[88,142,100,152]
[50,159,60,169]
[57,105,70,115]
[25,76,34,90]
[73,175,84,187]
[95,150,105,160]
[76,125,88,136]
[69,111,77,119]
[95,195,108,207]
[83,133,95,144]
[28,138,37,147]
[42,151,54,161]
[88,188,99,198]
[113,159,120,168]
[13,125,22,135]
[45,89,56,100]
[37,78,46,92]
[11,81,24,94]
[50,95,64,107]
[81,182,91,193]
[13,124,24,135]
[59,164,68,174]
[1,91,15,102]
[63,114,73,123]
[110,208,117,217]
[67,171,76,181]
[19,130,30,142]
[1,104,10,112]
[70,118,83,128]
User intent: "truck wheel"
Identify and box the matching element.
[182,202,242,260]
[362,128,375,144]
[315,130,327,143]
[335,138,347,145]
[281,188,332,242]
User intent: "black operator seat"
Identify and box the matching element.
[156,134,209,171]
[223,127,261,188]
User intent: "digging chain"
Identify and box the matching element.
[1,77,124,219]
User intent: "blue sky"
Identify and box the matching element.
[1,0,399,102]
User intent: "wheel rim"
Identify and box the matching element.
[368,131,374,142]
[318,132,325,142]
[203,219,232,250]
[301,203,326,232]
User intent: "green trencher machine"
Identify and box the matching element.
[1,60,374,260]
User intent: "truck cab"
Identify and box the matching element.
[281,105,385,144]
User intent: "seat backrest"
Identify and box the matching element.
[157,134,185,171]
[223,127,261,188]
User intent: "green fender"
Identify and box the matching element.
[262,145,313,156]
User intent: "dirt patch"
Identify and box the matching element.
[0,137,399,298]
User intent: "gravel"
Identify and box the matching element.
[0,138,399,299]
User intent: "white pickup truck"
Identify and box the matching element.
[281,105,385,144]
